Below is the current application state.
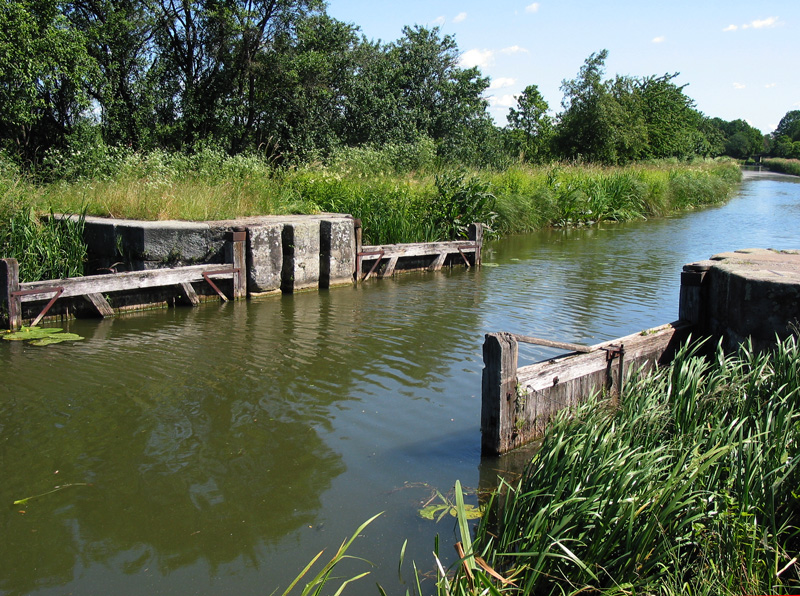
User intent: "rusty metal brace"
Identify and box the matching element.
[357,250,384,281]
[10,286,65,327]
[457,244,478,268]
[602,344,625,396]
[202,268,239,302]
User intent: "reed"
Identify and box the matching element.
[763,158,800,177]
[459,336,800,595]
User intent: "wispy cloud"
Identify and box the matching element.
[431,15,446,26]
[749,16,781,28]
[765,83,777,88]
[652,36,666,43]
[490,94,518,108]
[723,24,738,32]
[460,48,495,69]
[453,12,467,23]
[489,77,516,90]
[525,2,540,13]
[501,45,529,55]
[733,82,746,90]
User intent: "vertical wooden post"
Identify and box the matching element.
[679,261,711,331]
[231,227,247,300]
[481,332,519,455]
[468,223,483,267]
[353,218,363,281]
[1,258,21,330]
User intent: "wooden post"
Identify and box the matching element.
[353,218,363,281]
[230,227,247,300]
[679,261,711,331]
[481,332,519,455]
[1,258,21,330]
[468,223,483,267]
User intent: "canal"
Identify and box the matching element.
[1,171,798,595]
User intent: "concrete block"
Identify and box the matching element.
[282,221,321,293]
[320,219,355,288]
[114,220,212,263]
[247,223,284,294]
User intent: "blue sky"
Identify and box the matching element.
[325,0,800,134]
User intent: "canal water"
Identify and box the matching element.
[1,172,798,595]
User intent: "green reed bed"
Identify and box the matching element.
[454,336,800,596]
[763,158,800,177]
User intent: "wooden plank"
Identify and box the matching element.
[178,281,200,306]
[429,252,448,271]
[517,322,691,393]
[1,258,21,330]
[512,334,593,353]
[382,256,399,277]
[84,293,115,317]
[360,240,477,260]
[17,264,234,302]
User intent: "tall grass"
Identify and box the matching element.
[458,336,800,595]
[763,158,800,177]
[1,145,742,280]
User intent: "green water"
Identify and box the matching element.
[1,172,798,595]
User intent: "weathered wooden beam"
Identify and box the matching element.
[84,293,115,317]
[230,228,247,299]
[429,252,448,271]
[177,282,200,306]
[360,240,478,260]
[482,322,693,455]
[383,256,399,277]
[512,334,593,353]
[468,223,483,267]
[481,332,519,456]
[1,258,21,330]
[16,264,234,302]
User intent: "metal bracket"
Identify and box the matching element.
[602,344,625,396]
[11,286,64,327]
[202,268,239,301]
[357,250,384,281]
[457,244,478,268]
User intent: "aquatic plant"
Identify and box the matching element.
[456,336,800,595]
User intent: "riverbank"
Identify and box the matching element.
[0,153,741,282]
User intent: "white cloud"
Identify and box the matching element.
[733,82,746,90]
[525,2,540,13]
[490,77,517,90]
[453,12,467,23]
[490,94,518,108]
[460,48,495,69]
[723,24,738,32]
[751,16,780,29]
[501,45,529,55]
[431,15,446,26]
[652,36,666,43]
[765,83,777,88]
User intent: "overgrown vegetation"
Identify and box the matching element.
[446,336,800,595]
[763,158,800,177]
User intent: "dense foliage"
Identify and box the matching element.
[1,0,792,169]
[455,336,800,595]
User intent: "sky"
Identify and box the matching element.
[325,0,800,134]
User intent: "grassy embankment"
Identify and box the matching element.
[432,335,800,596]
[1,145,741,281]
[763,157,800,177]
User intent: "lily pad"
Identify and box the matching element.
[30,333,84,346]
[482,262,499,267]
[3,327,63,341]
[418,503,482,521]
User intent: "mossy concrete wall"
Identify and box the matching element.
[79,213,357,295]
[680,248,800,352]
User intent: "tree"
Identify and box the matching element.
[637,73,702,159]
[506,84,552,162]
[774,110,800,142]
[0,0,95,161]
